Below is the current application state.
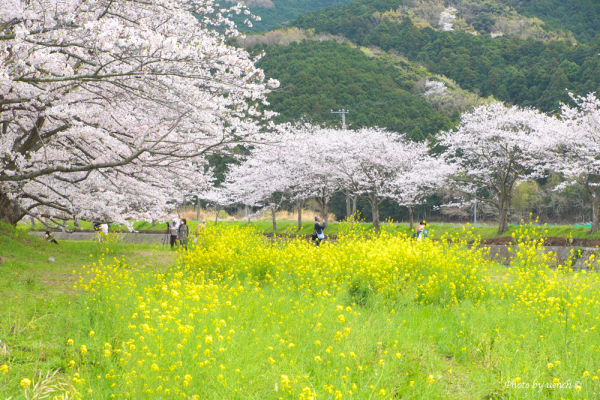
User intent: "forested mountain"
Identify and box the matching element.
[253,40,455,138]
[290,1,600,112]
[499,0,600,43]
[228,0,353,32]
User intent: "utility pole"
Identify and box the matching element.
[331,109,349,129]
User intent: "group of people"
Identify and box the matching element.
[168,217,207,250]
[413,220,429,240]
[311,216,428,245]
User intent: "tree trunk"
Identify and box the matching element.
[408,206,414,230]
[272,208,278,232]
[498,207,508,234]
[152,219,156,227]
[352,195,358,217]
[497,188,510,234]
[346,195,351,220]
[498,201,509,234]
[31,216,36,227]
[214,205,219,224]
[0,191,22,225]
[371,198,380,231]
[297,200,304,231]
[321,197,328,222]
[316,195,328,222]
[197,197,201,221]
[589,193,599,234]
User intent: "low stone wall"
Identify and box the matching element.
[28,231,168,245]
[486,244,598,270]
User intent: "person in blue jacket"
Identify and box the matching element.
[312,215,327,246]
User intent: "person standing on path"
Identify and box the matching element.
[178,218,190,250]
[170,217,180,249]
[312,216,327,246]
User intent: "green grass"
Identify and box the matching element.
[0,223,176,398]
[32,223,600,399]
[2,220,600,399]
[19,218,600,240]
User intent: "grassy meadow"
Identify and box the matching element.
[2,221,600,399]
[0,224,175,399]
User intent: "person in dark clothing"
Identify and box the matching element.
[44,230,59,245]
[312,216,327,246]
[178,218,189,250]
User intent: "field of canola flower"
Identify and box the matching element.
[18,223,600,399]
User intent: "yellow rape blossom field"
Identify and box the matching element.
[6,223,600,399]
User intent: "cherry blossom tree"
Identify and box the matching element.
[221,142,291,231]
[0,0,276,225]
[546,93,600,233]
[221,124,339,231]
[387,155,455,230]
[439,102,559,234]
[326,128,419,231]
[222,125,452,233]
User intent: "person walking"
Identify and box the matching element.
[170,217,180,249]
[44,230,59,245]
[178,218,190,250]
[312,215,327,246]
[195,218,206,236]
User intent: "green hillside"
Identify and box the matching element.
[232,0,354,32]
[253,40,456,137]
[291,1,600,112]
[499,0,600,43]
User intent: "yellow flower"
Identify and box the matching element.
[20,378,31,389]
[0,364,8,375]
[547,363,554,370]
[66,339,74,346]
[80,345,87,355]
[89,330,95,337]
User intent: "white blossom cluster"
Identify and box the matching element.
[438,7,457,32]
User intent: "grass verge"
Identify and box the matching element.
[0,223,175,398]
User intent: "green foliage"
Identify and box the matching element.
[499,0,600,43]
[255,40,454,136]
[0,223,174,397]
[292,6,600,113]
[238,0,355,32]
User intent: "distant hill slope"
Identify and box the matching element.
[288,0,600,112]
[231,0,354,32]
[498,0,600,43]
[239,0,600,41]
[251,40,460,139]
